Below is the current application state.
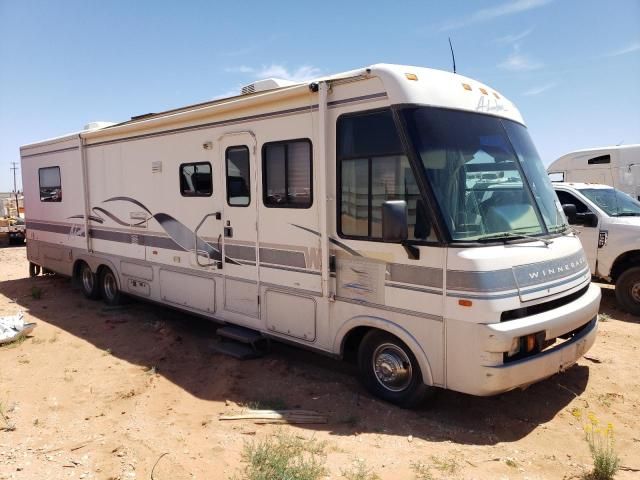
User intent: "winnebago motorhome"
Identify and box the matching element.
[21,64,601,406]
[547,145,640,200]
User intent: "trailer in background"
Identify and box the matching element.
[547,145,640,200]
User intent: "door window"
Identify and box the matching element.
[226,146,251,206]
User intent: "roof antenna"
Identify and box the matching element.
[448,37,457,74]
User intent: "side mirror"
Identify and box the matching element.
[382,200,408,243]
[562,204,578,224]
[581,211,599,228]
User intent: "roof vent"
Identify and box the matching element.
[84,121,116,131]
[240,78,297,95]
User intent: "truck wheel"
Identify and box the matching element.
[615,267,640,316]
[357,330,433,408]
[99,267,123,306]
[79,262,101,300]
[29,262,41,277]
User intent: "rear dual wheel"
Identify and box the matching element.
[99,267,123,306]
[79,262,100,300]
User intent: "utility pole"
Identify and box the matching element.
[10,162,19,218]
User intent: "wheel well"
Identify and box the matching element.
[72,260,89,283]
[342,326,374,363]
[610,250,640,282]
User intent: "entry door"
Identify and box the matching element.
[219,133,261,324]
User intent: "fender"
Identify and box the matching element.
[333,314,435,386]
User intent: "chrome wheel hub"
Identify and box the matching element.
[104,273,117,300]
[372,343,412,392]
[82,268,94,292]
[631,282,640,303]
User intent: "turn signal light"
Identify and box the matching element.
[405,73,419,81]
[458,299,473,307]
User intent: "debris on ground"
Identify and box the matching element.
[0,310,36,345]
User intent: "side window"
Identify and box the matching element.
[338,109,430,241]
[180,162,212,197]
[39,166,62,202]
[555,190,590,213]
[588,155,610,165]
[263,139,312,208]
[226,146,250,206]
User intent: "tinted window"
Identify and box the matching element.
[263,139,312,208]
[39,166,62,202]
[337,109,403,159]
[555,190,590,214]
[338,109,431,241]
[226,146,250,206]
[588,155,610,165]
[180,162,212,197]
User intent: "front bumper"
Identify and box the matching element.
[446,282,601,396]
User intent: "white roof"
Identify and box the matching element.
[553,182,615,190]
[559,144,640,155]
[22,63,524,151]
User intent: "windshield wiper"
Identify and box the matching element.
[475,232,552,246]
[611,212,640,217]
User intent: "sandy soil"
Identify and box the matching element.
[0,245,638,480]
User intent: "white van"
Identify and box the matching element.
[548,145,640,200]
[20,64,600,406]
[553,182,640,315]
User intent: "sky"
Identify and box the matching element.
[1,0,639,192]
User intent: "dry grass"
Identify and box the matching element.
[236,431,327,480]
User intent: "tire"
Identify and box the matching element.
[357,330,433,408]
[28,262,41,277]
[615,266,640,316]
[99,267,123,306]
[79,262,101,300]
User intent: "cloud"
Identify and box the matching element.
[499,43,543,71]
[440,0,552,31]
[224,64,322,82]
[523,82,557,96]
[223,66,255,74]
[494,26,535,44]
[605,41,640,57]
[257,64,321,81]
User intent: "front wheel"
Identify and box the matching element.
[357,330,433,408]
[99,267,123,306]
[615,267,640,316]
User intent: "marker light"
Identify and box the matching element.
[525,334,536,353]
[458,299,473,307]
[462,83,472,91]
[405,73,419,81]
[479,87,488,95]
[493,92,500,99]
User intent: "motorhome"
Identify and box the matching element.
[21,64,601,407]
[547,145,640,200]
[553,182,640,315]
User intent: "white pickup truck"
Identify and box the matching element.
[553,182,640,315]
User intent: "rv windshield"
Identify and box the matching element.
[579,187,640,217]
[401,107,567,242]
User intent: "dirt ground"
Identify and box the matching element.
[0,245,638,480]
